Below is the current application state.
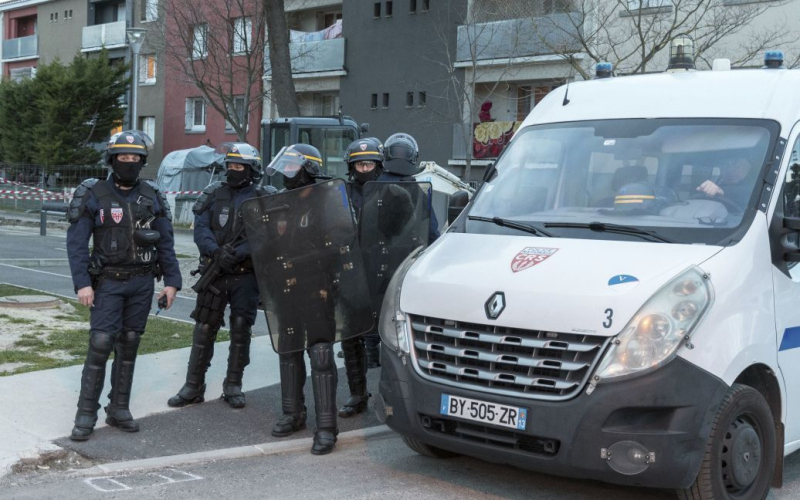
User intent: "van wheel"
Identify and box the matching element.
[402,436,459,459]
[678,384,775,500]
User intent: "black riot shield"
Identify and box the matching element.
[240,179,374,354]
[358,181,432,312]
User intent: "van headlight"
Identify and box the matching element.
[378,247,424,354]
[594,266,713,382]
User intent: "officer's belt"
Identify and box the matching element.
[102,264,156,281]
[223,258,254,276]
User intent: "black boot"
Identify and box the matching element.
[310,343,338,455]
[71,331,114,441]
[222,316,251,409]
[365,334,381,369]
[105,330,140,433]
[338,338,370,418]
[272,352,307,437]
[168,323,217,407]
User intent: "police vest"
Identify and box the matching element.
[90,180,159,267]
[210,185,239,247]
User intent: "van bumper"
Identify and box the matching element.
[377,350,728,489]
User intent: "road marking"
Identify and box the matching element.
[0,263,72,278]
[84,477,131,492]
[84,469,203,493]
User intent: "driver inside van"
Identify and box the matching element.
[696,158,754,204]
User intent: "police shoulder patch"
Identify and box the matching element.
[145,181,173,221]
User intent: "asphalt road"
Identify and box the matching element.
[8,433,800,500]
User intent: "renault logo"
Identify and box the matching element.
[484,292,506,320]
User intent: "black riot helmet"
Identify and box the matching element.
[266,144,326,190]
[105,130,152,187]
[223,143,263,186]
[105,130,152,165]
[383,133,420,176]
[345,138,384,185]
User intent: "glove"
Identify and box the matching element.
[214,247,239,273]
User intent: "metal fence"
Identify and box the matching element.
[0,163,107,213]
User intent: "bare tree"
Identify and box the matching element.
[421,3,548,182]
[150,0,268,141]
[517,0,800,78]
[265,0,300,116]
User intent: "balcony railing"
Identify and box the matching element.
[2,35,38,60]
[456,13,582,62]
[265,37,346,76]
[82,20,127,52]
[453,121,522,160]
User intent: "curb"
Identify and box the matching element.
[73,425,395,476]
[0,258,70,267]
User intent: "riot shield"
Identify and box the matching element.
[358,181,432,312]
[241,179,374,354]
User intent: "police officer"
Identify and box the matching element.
[337,138,383,418]
[353,132,439,369]
[168,144,275,410]
[267,144,341,455]
[67,131,181,441]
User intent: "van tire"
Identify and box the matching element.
[678,384,776,500]
[402,436,459,459]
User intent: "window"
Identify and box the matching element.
[418,91,426,107]
[69,9,73,18]
[225,96,247,132]
[139,117,156,144]
[10,66,36,82]
[406,92,414,107]
[323,12,342,28]
[191,23,208,59]
[142,0,158,22]
[382,93,389,108]
[186,98,206,132]
[422,0,429,11]
[374,3,381,17]
[139,54,156,85]
[385,1,393,16]
[232,17,252,54]
[410,0,417,12]
[371,94,378,109]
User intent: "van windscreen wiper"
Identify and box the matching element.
[542,221,674,243]
[468,216,555,237]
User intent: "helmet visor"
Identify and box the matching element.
[265,147,320,179]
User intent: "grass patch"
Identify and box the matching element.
[7,317,35,325]
[0,284,225,376]
[176,253,197,260]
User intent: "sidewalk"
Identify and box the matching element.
[0,336,380,476]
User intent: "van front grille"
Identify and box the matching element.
[409,315,609,401]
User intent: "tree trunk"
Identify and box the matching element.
[264,0,300,117]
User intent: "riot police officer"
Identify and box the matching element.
[338,138,383,418]
[168,144,275,410]
[67,131,182,441]
[265,144,343,455]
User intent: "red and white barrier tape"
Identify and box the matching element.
[0,194,65,201]
[0,177,59,195]
[0,189,64,197]
[162,191,203,195]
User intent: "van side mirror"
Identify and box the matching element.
[782,216,800,261]
[359,123,370,135]
[448,190,470,224]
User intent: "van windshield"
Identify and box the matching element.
[467,119,780,245]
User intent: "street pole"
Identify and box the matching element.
[126,28,147,130]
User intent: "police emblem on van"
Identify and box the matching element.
[511,247,558,273]
[485,292,506,320]
[111,208,123,224]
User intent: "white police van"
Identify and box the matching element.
[375,50,800,499]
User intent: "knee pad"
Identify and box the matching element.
[116,330,141,360]
[229,316,252,340]
[309,343,335,371]
[89,331,115,356]
[195,323,219,344]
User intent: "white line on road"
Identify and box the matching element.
[84,477,131,492]
[0,263,72,278]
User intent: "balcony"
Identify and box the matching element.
[2,35,38,61]
[81,20,127,52]
[456,13,582,63]
[265,37,346,76]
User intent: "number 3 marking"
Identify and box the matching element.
[603,308,613,329]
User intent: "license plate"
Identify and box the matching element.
[440,394,527,431]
